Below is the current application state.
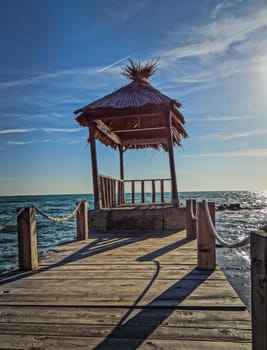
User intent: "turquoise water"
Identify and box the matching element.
[0,191,266,308]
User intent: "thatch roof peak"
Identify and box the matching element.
[74,58,188,151]
[121,59,159,82]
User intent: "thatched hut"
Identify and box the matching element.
[75,60,188,210]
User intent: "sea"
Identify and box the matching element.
[0,190,266,310]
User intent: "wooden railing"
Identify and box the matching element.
[0,201,88,271]
[98,175,124,209]
[123,178,171,205]
[98,176,171,208]
[186,199,266,349]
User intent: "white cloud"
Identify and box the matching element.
[7,141,33,145]
[163,9,267,61]
[41,128,82,133]
[196,128,267,141]
[0,128,36,134]
[0,66,97,89]
[187,115,251,123]
[183,148,267,158]
[211,0,245,19]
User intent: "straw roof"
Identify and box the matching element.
[75,60,188,151]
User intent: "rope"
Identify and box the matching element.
[34,201,82,223]
[190,199,197,221]
[0,207,25,233]
[203,199,250,248]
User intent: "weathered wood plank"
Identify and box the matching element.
[0,322,251,342]
[0,306,251,327]
[0,334,252,350]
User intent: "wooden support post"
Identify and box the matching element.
[131,181,135,204]
[160,179,164,203]
[89,122,100,209]
[77,201,89,241]
[17,207,38,271]
[251,230,267,350]
[141,180,145,203]
[152,180,156,203]
[119,145,124,180]
[165,111,179,206]
[112,179,116,207]
[119,145,125,205]
[197,201,216,270]
[186,199,197,239]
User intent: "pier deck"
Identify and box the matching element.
[0,230,251,349]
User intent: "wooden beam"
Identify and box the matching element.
[165,111,179,205]
[89,121,100,209]
[123,137,167,146]
[94,120,122,145]
[114,127,166,133]
[75,106,165,119]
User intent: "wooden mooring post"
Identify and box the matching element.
[251,230,267,350]
[17,206,38,271]
[77,200,89,241]
[197,201,216,270]
[186,199,197,239]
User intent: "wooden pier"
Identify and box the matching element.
[0,229,251,349]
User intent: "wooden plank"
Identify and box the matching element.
[94,120,122,145]
[0,306,251,327]
[0,334,252,350]
[0,322,251,342]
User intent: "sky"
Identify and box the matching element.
[0,0,267,195]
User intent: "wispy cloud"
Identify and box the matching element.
[211,0,245,19]
[0,66,97,89]
[183,148,267,158]
[0,128,36,135]
[7,141,34,145]
[41,128,82,133]
[103,1,150,25]
[196,128,267,141]
[163,9,267,61]
[187,115,251,123]
[0,127,82,135]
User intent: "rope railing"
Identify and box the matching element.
[1,200,89,271]
[34,201,82,223]
[202,199,250,248]
[190,199,197,221]
[0,207,25,233]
